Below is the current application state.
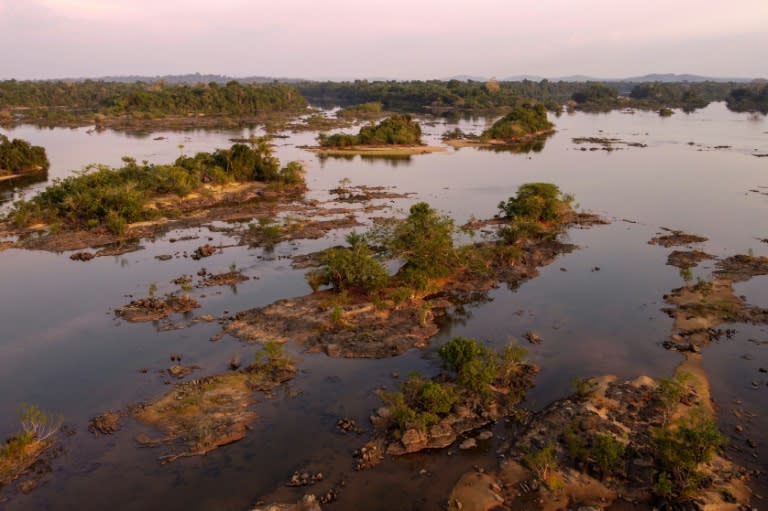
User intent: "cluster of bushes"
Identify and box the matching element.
[336,101,384,119]
[6,140,304,234]
[0,135,49,175]
[563,373,729,505]
[305,183,575,298]
[317,114,422,147]
[306,200,458,295]
[481,103,553,140]
[381,337,528,432]
[726,83,768,114]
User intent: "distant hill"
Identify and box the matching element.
[33,72,762,85]
[620,73,753,83]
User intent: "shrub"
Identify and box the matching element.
[524,445,558,480]
[305,232,388,293]
[381,374,456,432]
[592,433,626,479]
[390,202,457,280]
[652,411,727,500]
[497,183,573,223]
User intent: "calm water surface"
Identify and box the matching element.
[0,103,766,510]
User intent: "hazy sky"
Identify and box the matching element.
[1,0,767,80]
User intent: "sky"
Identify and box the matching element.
[1,0,767,80]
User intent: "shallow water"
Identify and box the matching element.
[0,103,766,509]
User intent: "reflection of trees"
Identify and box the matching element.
[317,153,413,168]
[478,134,550,154]
[0,171,48,206]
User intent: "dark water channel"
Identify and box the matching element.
[0,103,766,510]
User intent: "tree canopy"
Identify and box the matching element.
[0,135,49,175]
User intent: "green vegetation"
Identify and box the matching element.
[318,114,422,147]
[1,405,62,483]
[381,337,528,433]
[305,232,388,293]
[655,371,692,424]
[438,337,527,398]
[630,83,709,112]
[0,80,307,125]
[481,103,553,140]
[524,445,559,481]
[497,183,574,223]
[652,411,727,502]
[6,140,304,234]
[571,83,620,110]
[726,83,768,114]
[336,101,384,119]
[381,374,460,432]
[0,135,49,177]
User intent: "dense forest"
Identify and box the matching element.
[726,83,768,114]
[0,80,307,125]
[318,115,422,147]
[0,135,49,177]
[0,79,763,129]
[295,79,742,113]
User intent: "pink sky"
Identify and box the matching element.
[1,0,767,79]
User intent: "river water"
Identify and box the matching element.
[0,103,766,510]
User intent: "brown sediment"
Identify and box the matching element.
[116,295,201,322]
[571,136,648,150]
[713,254,768,282]
[649,228,708,247]
[662,276,768,350]
[132,356,297,463]
[327,184,415,203]
[666,249,716,269]
[201,271,250,287]
[251,494,323,511]
[88,412,121,435]
[303,144,446,156]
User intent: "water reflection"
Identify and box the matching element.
[0,170,48,206]
[317,152,413,167]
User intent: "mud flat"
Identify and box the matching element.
[303,145,446,157]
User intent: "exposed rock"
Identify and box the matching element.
[116,295,201,322]
[251,494,323,511]
[201,271,250,287]
[714,254,768,282]
[649,229,708,247]
[459,438,478,450]
[88,411,121,435]
[69,251,95,261]
[666,249,716,269]
[192,244,217,260]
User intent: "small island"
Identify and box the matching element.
[0,135,49,181]
[0,138,306,251]
[443,102,555,149]
[306,114,446,156]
